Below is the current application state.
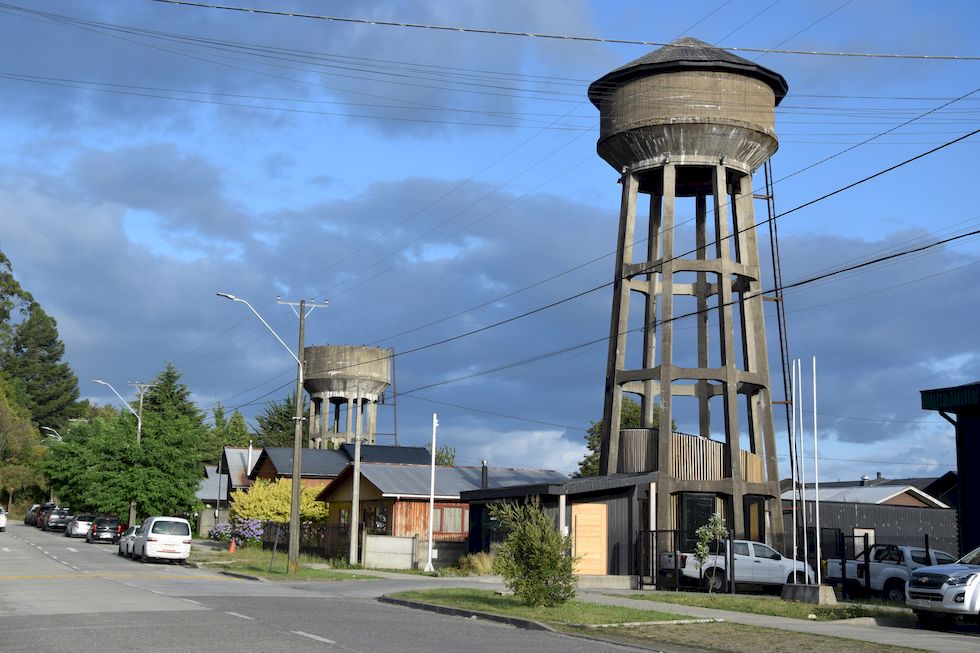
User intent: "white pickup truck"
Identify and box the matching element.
[825,544,957,601]
[661,540,815,592]
[906,545,980,629]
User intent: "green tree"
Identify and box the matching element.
[432,444,456,466]
[0,376,43,465]
[0,302,82,430]
[0,250,33,341]
[201,405,253,463]
[230,478,326,522]
[575,398,676,477]
[694,513,728,593]
[490,497,576,607]
[255,395,307,447]
[45,364,208,520]
[0,463,37,512]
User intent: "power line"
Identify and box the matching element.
[149,0,980,61]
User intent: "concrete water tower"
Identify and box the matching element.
[589,37,787,549]
[303,345,392,448]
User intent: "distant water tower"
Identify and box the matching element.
[303,345,392,448]
[588,37,787,549]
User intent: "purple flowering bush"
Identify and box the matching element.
[208,517,264,546]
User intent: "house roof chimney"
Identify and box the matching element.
[481,460,489,490]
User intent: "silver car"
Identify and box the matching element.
[117,525,141,558]
[64,514,96,538]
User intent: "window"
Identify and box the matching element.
[752,543,779,559]
[743,496,765,542]
[935,552,955,565]
[151,521,190,536]
[732,542,750,557]
[430,509,441,532]
[441,507,463,533]
[681,493,717,551]
[911,549,929,565]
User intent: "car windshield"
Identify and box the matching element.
[151,521,190,536]
[958,546,980,566]
[77,515,95,521]
[97,519,118,527]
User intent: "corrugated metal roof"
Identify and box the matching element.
[588,36,788,106]
[339,444,430,465]
[781,485,948,508]
[221,446,260,488]
[259,447,350,478]
[461,471,660,501]
[195,465,229,502]
[349,464,569,499]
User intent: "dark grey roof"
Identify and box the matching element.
[339,444,431,465]
[323,464,569,500]
[256,448,349,478]
[461,471,660,502]
[588,36,788,106]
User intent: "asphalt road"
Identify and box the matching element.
[0,523,632,653]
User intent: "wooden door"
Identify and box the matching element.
[572,503,607,575]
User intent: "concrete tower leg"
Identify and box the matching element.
[345,398,354,442]
[655,164,676,549]
[308,397,320,448]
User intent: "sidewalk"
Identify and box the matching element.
[581,590,979,653]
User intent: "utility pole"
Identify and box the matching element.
[424,412,439,572]
[349,382,363,566]
[216,293,327,574]
[128,382,154,526]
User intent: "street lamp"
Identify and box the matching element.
[217,292,326,574]
[93,379,144,526]
[40,426,63,442]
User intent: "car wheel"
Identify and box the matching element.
[883,580,905,603]
[702,569,727,593]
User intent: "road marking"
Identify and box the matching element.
[1,547,10,552]
[293,631,335,644]
[66,547,78,552]
[182,599,203,606]
[225,611,254,621]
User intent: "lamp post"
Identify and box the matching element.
[40,426,63,442]
[217,292,326,574]
[93,378,149,526]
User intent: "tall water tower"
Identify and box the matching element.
[303,345,392,448]
[589,37,787,549]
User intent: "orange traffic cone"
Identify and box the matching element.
[229,539,237,554]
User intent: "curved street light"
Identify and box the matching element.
[93,379,144,526]
[40,426,63,442]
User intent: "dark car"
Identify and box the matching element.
[26,503,55,526]
[43,509,73,531]
[86,517,124,544]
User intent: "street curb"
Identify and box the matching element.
[378,596,553,631]
[219,570,267,582]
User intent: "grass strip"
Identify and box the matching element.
[390,588,686,625]
[192,546,380,581]
[614,590,911,622]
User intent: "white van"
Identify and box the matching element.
[132,516,192,563]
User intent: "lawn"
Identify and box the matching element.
[616,590,912,622]
[390,588,692,625]
[192,545,381,581]
[391,589,925,653]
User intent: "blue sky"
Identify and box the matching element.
[1,0,978,481]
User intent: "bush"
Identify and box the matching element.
[489,497,576,607]
[208,517,264,546]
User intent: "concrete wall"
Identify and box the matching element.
[362,534,416,570]
[414,538,468,570]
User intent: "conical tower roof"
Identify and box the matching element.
[588,36,788,107]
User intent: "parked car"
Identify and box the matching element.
[826,544,957,601]
[36,507,57,530]
[42,508,73,532]
[117,525,141,558]
[906,545,980,629]
[27,502,56,526]
[132,516,192,564]
[0,507,7,532]
[661,539,815,592]
[86,517,123,544]
[64,514,96,538]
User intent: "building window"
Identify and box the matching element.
[743,495,765,542]
[680,493,717,551]
[442,507,463,533]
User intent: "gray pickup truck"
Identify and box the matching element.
[907,545,980,629]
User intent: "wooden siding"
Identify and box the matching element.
[393,500,469,542]
[667,433,764,482]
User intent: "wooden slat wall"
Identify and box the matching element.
[670,433,723,480]
[394,500,469,542]
[740,450,764,483]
